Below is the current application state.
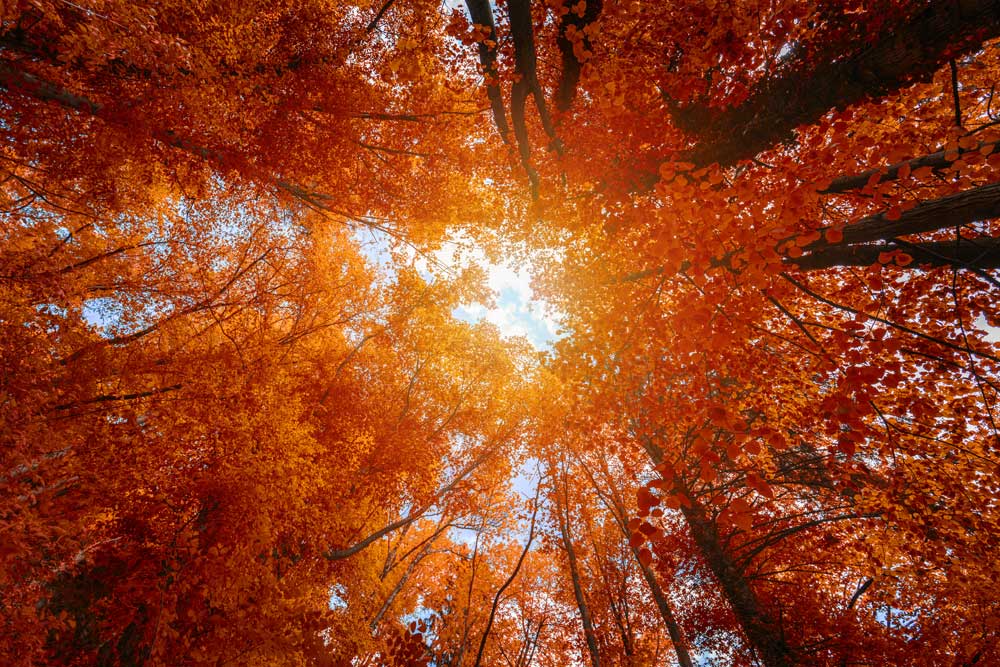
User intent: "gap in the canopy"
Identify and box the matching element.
[355,226,564,350]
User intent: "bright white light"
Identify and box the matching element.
[454,248,561,349]
[356,227,562,349]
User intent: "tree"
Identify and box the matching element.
[3,1,1000,666]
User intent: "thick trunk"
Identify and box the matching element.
[616,183,1000,278]
[807,182,1000,251]
[0,62,101,113]
[677,0,1000,168]
[554,0,602,112]
[505,0,559,197]
[792,236,1000,271]
[680,500,795,667]
[820,140,1000,195]
[632,553,694,667]
[640,437,793,667]
[464,0,511,143]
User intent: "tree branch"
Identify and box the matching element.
[791,236,1000,271]
[324,446,495,560]
[820,139,999,194]
[554,0,602,112]
[807,181,1000,251]
[675,0,1000,168]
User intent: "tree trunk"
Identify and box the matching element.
[640,437,794,667]
[558,485,602,667]
[677,0,1000,168]
[633,552,694,667]
[679,499,795,667]
[806,182,1000,251]
[791,236,1000,271]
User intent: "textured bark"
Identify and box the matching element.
[558,487,602,667]
[820,140,1000,194]
[555,0,602,112]
[679,500,795,667]
[676,0,1000,168]
[464,0,511,143]
[633,549,694,667]
[640,437,794,667]
[808,181,1000,250]
[792,236,1000,271]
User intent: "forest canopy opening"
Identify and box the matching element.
[2,1,1000,666]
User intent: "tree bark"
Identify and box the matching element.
[820,140,1000,195]
[325,448,493,560]
[807,182,1000,251]
[574,448,695,667]
[639,437,794,667]
[633,551,693,667]
[792,236,1000,271]
[555,0,602,112]
[558,479,602,667]
[675,0,1000,169]
[370,544,434,631]
[464,0,511,143]
[679,499,795,667]
[473,487,540,667]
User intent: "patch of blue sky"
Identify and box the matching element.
[354,224,398,277]
[328,583,348,611]
[452,267,560,351]
[974,314,1000,342]
[353,225,563,350]
[81,296,125,335]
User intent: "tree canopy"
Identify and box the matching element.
[2,1,999,665]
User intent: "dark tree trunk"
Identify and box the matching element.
[677,0,1000,169]
[639,437,794,667]
[558,483,602,667]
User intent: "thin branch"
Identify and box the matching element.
[473,482,541,667]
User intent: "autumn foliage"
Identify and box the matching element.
[2,0,1000,665]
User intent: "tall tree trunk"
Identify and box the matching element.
[679,499,794,667]
[640,437,794,667]
[370,544,433,631]
[575,448,695,667]
[558,474,602,667]
[676,0,1000,169]
[633,552,693,667]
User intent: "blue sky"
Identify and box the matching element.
[355,226,562,350]
[452,261,560,350]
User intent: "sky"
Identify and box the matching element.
[355,226,562,350]
[452,261,561,350]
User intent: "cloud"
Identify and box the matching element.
[358,227,562,348]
